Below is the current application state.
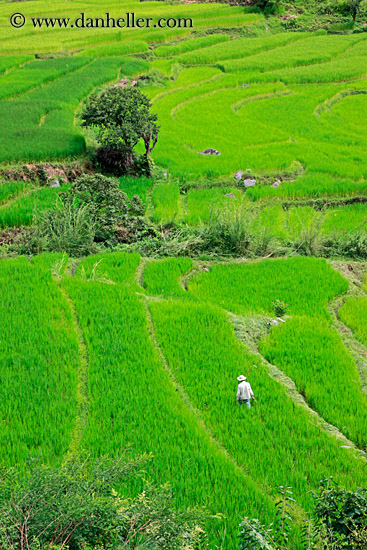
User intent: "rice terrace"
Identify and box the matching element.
[0,0,367,548]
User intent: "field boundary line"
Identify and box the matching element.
[230,312,367,460]
[140,294,276,500]
[328,261,367,395]
[231,90,292,113]
[58,279,89,459]
[0,184,38,212]
[151,73,222,105]
[134,256,150,290]
[315,89,367,118]
[2,58,95,102]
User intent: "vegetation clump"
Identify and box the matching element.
[0,455,209,550]
[81,87,159,177]
[239,480,367,550]
[32,174,156,256]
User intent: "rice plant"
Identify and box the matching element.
[188,256,348,320]
[142,257,193,297]
[62,276,275,549]
[260,315,367,448]
[0,257,79,466]
[149,299,367,514]
[339,297,367,347]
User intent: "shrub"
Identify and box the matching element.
[239,480,367,550]
[205,199,255,256]
[272,299,289,317]
[0,455,210,550]
[61,174,146,242]
[96,144,136,176]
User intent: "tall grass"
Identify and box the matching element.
[260,316,367,448]
[0,257,79,466]
[189,257,348,320]
[0,55,33,74]
[339,297,367,347]
[150,299,367,514]
[151,183,181,224]
[0,187,64,228]
[142,257,192,297]
[62,275,275,549]
[0,57,90,100]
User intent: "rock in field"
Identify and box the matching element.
[272,180,281,188]
[234,170,244,180]
[50,179,60,188]
[225,193,236,198]
[200,148,220,156]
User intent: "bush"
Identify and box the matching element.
[0,455,209,550]
[272,299,289,317]
[96,144,136,177]
[32,202,97,257]
[239,480,367,550]
[61,173,146,242]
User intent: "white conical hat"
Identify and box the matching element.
[237,375,246,382]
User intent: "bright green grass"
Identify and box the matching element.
[150,299,367,513]
[260,315,367,448]
[246,174,367,201]
[176,33,306,66]
[0,181,29,205]
[222,34,361,73]
[188,257,348,320]
[185,186,241,225]
[0,256,79,466]
[62,274,275,549]
[0,57,147,162]
[0,54,33,74]
[0,186,63,228]
[153,34,230,58]
[74,251,141,290]
[151,183,181,224]
[0,57,91,100]
[322,203,367,234]
[76,40,149,57]
[119,176,154,202]
[142,257,193,297]
[339,297,367,347]
[0,1,261,54]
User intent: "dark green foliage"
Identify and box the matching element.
[314,479,367,538]
[96,144,137,176]
[81,86,159,166]
[272,299,289,317]
[239,481,367,550]
[61,174,146,242]
[250,0,280,13]
[0,455,209,550]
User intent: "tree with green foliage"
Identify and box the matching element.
[349,0,363,21]
[250,0,280,13]
[0,455,209,550]
[81,86,159,173]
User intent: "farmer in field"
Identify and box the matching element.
[236,375,255,409]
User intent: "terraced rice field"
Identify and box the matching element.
[1,252,367,548]
[1,1,367,547]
